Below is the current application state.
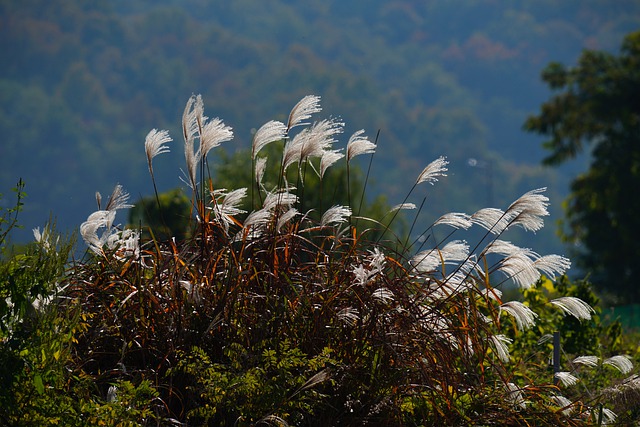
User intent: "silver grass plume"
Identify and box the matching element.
[505,188,549,232]
[81,185,134,255]
[434,212,473,229]
[252,120,287,159]
[237,208,272,241]
[504,382,526,409]
[440,240,470,263]
[210,188,248,231]
[105,184,133,211]
[182,95,201,189]
[200,117,233,158]
[390,203,417,213]
[282,128,307,172]
[337,307,359,327]
[300,119,344,162]
[483,240,537,258]
[495,252,541,289]
[499,301,538,330]
[182,95,201,144]
[550,296,595,321]
[351,264,373,286]
[471,208,511,235]
[321,205,352,226]
[346,129,376,162]
[597,408,617,425]
[144,129,171,175]
[603,355,634,374]
[287,95,322,129]
[572,355,600,367]
[555,371,579,387]
[256,415,289,427]
[372,287,394,304]
[411,241,469,274]
[263,189,298,211]
[80,210,117,254]
[601,375,640,414]
[534,255,571,279]
[255,156,268,188]
[416,156,448,185]
[276,208,299,232]
[490,334,512,363]
[106,228,140,260]
[551,395,574,415]
[320,149,344,178]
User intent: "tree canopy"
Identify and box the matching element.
[525,31,640,303]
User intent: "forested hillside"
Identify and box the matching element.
[2,0,639,256]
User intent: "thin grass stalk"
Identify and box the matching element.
[354,129,380,228]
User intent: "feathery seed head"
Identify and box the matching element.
[603,355,634,374]
[276,208,299,232]
[320,149,345,178]
[499,301,538,330]
[282,129,306,171]
[534,254,571,279]
[504,382,526,409]
[321,205,352,226]
[80,209,118,254]
[490,334,512,363]
[434,212,473,229]
[201,117,233,158]
[555,371,579,387]
[599,408,617,425]
[550,296,595,321]
[240,208,272,240]
[337,307,359,327]
[416,156,448,185]
[484,240,537,258]
[346,129,376,162]
[390,203,417,213]
[372,287,395,304]
[255,156,268,187]
[106,228,140,260]
[411,249,440,273]
[105,184,133,211]
[506,188,549,232]
[471,208,511,234]
[507,187,549,217]
[182,95,199,142]
[551,395,574,415]
[144,129,172,174]
[252,120,287,159]
[211,188,248,231]
[288,95,322,129]
[573,355,600,367]
[440,240,470,263]
[496,252,541,288]
[263,190,298,211]
[300,118,344,162]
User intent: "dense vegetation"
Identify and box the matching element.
[2,0,639,257]
[2,95,639,425]
[525,31,640,304]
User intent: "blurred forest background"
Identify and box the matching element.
[2,0,639,262]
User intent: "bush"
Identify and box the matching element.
[3,95,639,425]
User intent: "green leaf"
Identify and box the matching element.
[33,373,44,395]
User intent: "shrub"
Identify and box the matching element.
[4,95,638,425]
